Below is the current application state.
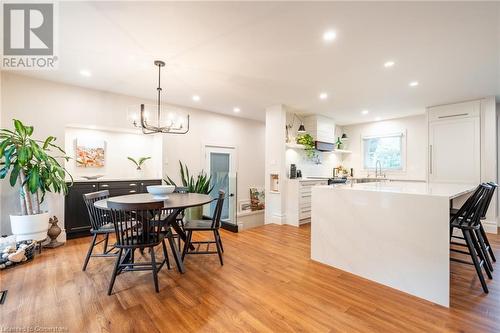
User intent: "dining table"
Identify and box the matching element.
[94,192,213,273]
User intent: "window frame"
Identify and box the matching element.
[361,131,407,173]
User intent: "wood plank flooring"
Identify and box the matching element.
[1,224,499,332]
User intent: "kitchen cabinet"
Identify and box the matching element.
[285,179,328,226]
[427,101,480,184]
[65,179,162,239]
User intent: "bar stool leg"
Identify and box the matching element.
[464,230,489,293]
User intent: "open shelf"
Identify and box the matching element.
[285,143,306,149]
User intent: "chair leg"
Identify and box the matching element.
[103,233,109,254]
[108,248,123,296]
[150,246,160,293]
[480,224,496,262]
[216,230,224,253]
[475,229,494,273]
[463,230,489,293]
[82,234,97,271]
[213,230,224,266]
[470,230,492,279]
[182,231,192,261]
[162,239,171,270]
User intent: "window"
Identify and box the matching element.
[363,133,404,170]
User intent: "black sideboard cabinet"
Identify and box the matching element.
[64,179,162,239]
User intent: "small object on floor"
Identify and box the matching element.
[0,290,7,305]
[0,240,36,270]
[43,216,64,249]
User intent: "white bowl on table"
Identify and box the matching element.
[146,185,175,199]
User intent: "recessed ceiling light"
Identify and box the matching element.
[319,92,328,100]
[409,81,419,87]
[384,61,395,68]
[322,30,337,42]
[233,107,241,113]
[361,110,369,115]
[375,117,382,121]
[80,69,91,77]
[192,95,200,102]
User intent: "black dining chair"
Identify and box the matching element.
[82,190,118,271]
[450,182,497,269]
[107,200,171,295]
[450,184,493,293]
[182,190,225,265]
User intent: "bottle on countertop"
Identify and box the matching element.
[290,164,297,179]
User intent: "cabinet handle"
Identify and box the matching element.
[92,185,96,188]
[129,183,137,187]
[129,190,136,193]
[429,145,433,175]
[100,184,109,188]
[438,113,468,119]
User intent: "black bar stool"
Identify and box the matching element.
[450,184,493,293]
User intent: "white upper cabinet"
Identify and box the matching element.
[304,115,336,143]
[427,101,481,184]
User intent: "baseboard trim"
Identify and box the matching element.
[483,220,498,234]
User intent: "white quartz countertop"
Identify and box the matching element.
[67,177,162,183]
[318,181,476,199]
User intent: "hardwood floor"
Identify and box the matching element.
[1,224,499,332]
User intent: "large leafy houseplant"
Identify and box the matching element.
[163,160,214,194]
[164,161,217,219]
[0,119,72,240]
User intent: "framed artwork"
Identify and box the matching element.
[238,200,251,213]
[76,138,105,168]
[249,187,265,211]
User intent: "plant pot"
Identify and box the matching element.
[185,206,203,220]
[136,168,145,179]
[10,212,50,242]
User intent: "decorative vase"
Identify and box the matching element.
[135,168,145,179]
[10,211,50,242]
[185,206,203,220]
[44,216,64,248]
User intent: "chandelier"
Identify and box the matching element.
[134,60,190,134]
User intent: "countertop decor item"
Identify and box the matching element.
[127,156,151,170]
[43,216,64,249]
[133,60,190,134]
[296,133,317,160]
[0,119,73,242]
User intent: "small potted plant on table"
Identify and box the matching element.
[0,119,72,241]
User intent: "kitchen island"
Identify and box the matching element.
[311,181,476,307]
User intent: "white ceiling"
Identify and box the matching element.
[15,1,500,124]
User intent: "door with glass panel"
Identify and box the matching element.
[204,146,236,226]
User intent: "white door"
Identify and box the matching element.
[204,146,237,224]
[429,117,480,183]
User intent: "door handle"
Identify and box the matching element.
[229,193,235,197]
[429,145,433,175]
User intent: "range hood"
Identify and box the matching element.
[315,141,335,152]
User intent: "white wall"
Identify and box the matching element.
[342,115,427,181]
[1,73,265,235]
[64,127,162,180]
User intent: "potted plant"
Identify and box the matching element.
[164,160,215,219]
[0,119,72,241]
[296,133,317,160]
[127,156,151,177]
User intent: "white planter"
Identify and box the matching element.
[10,212,50,242]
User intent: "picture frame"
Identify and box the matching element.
[238,200,252,213]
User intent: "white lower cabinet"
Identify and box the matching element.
[286,179,328,226]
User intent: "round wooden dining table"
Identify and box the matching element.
[94,192,213,273]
